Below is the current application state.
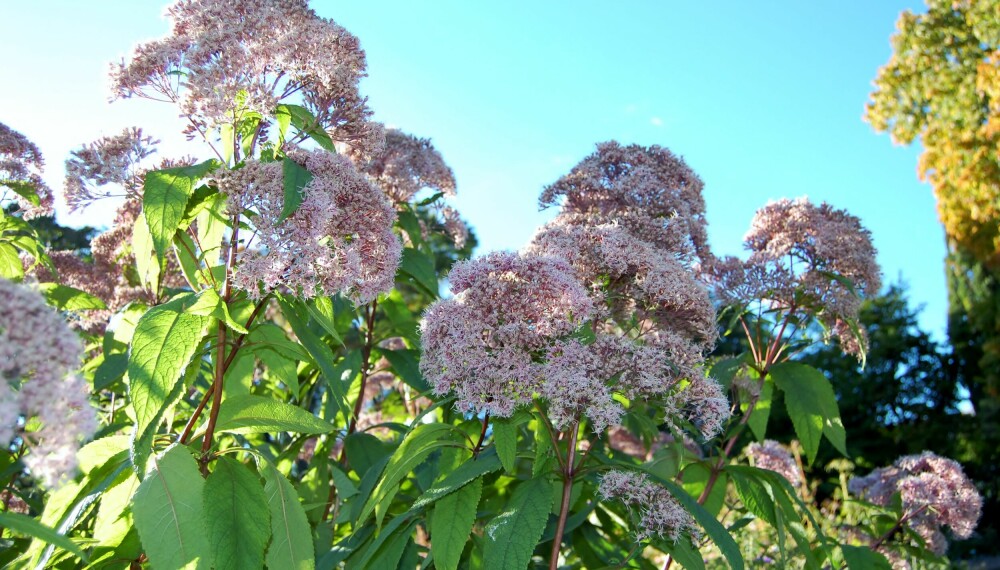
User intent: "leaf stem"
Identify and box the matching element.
[472,413,490,458]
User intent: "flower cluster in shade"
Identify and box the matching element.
[0,122,54,219]
[526,142,727,439]
[110,0,383,154]
[0,279,98,487]
[598,470,696,543]
[63,127,158,212]
[220,149,400,304]
[849,451,982,555]
[703,197,882,358]
[746,440,803,488]
[353,129,469,249]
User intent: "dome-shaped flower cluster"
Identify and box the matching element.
[599,470,697,542]
[0,122,54,219]
[111,0,383,153]
[221,149,400,304]
[0,279,97,487]
[849,451,982,555]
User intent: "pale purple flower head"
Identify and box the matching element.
[63,127,158,212]
[420,252,596,419]
[705,198,882,358]
[599,470,697,542]
[746,440,803,488]
[0,279,98,487]
[354,129,456,204]
[539,141,710,263]
[110,0,382,153]
[849,451,982,554]
[0,122,54,219]
[221,149,400,303]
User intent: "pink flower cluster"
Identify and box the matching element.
[0,122,54,219]
[704,197,882,358]
[221,149,400,303]
[849,451,982,555]
[0,279,98,487]
[746,440,803,488]
[63,127,158,212]
[420,252,597,421]
[110,0,382,153]
[598,470,696,542]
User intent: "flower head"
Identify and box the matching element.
[0,279,98,487]
[111,0,381,153]
[539,141,710,263]
[746,440,803,488]
[63,127,158,211]
[599,470,697,542]
[704,198,881,358]
[0,122,54,219]
[221,149,400,303]
[849,451,982,554]
[353,129,456,204]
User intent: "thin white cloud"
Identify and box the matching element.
[650,116,664,127]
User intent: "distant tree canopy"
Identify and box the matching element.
[866,0,1000,265]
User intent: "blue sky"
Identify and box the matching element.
[1,1,945,334]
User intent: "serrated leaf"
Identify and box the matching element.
[305,295,343,345]
[358,423,458,526]
[187,288,248,333]
[492,419,519,474]
[747,375,774,441]
[0,242,23,279]
[841,545,892,570]
[413,447,502,510]
[399,247,438,297]
[131,216,161,291]
[655,476,745,570]
[214,394,334,435]
[482,477,553,570]
[770,362,848,464]
[729,469,778,527]
[127,296,209,436]
[262,463,314,570]
[0,511,87,562]
[131,445,210,570]
[143,172,192,263]
[431,477,482,570]
[380,348,429,392]
[204,457,271,570]
[37,282,107,311]
[280,158,313,223]
[276,104,335,151]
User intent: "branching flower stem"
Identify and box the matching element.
[550,421,580,570]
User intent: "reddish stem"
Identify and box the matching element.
[549,423,579,570]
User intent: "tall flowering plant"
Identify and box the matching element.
[0,1,982,569]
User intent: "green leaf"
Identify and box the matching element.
[431,477,482,570]
[37,282,107,311]
[482,477,553,570]
[0,512,87,562]
[729,469,778,527]
[0,242,23,279]
[412,447,502,510]
[144,166,201,263]
[358,423,459,526]
[214,394,334,435]
[204,457,271,570]
[276,104,335,151]
[280,158,313,223]
[131,215,161,290]
[278,296,351,421]
[195,193,228,267]
[127,295,209,438]
[131,445,211,570]
[655,535,705,570]
[94,352,128,391]
[492,418,520,474]
[304,295,343,345]
[399,247,438,297]
[262,463,315,570]
[769,362,848,464]
[5,180,41,206]
[656,476,745,570]
[840,544,892,570]
[380,349,430,392]
[747,375,773,441]
[187,288,248,333]
[354,515,418,570]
